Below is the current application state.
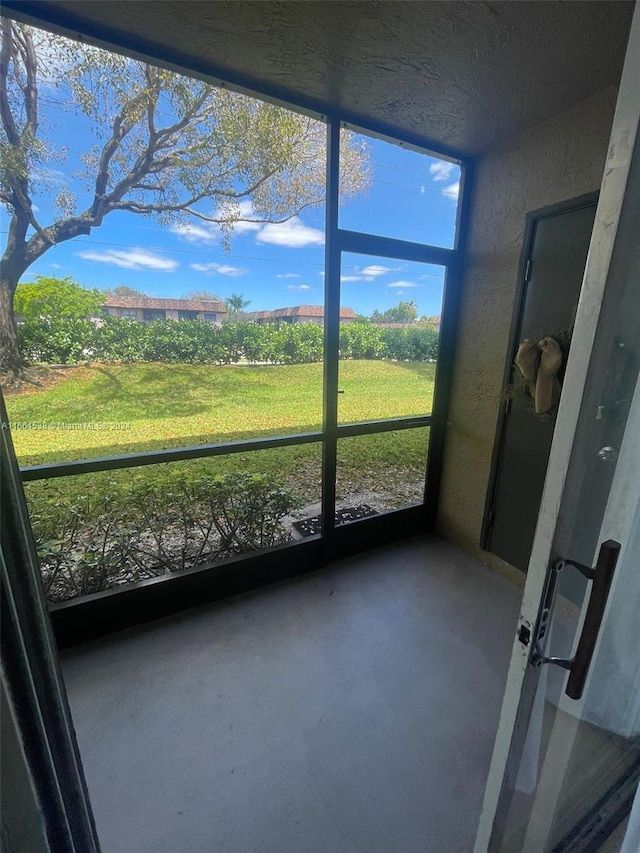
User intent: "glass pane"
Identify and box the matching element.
[338,253,443,424]
[2,23,341,462]
[495,516,640,853]
[335,428,429,522]
[6,360,325,466]
[25,444,322,605]
[339,129,460,248]
[490,129,640,852]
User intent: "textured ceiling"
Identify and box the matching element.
[5,0,635,157]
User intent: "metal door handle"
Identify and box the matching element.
[529,540,621,700]
[565,539,620,699]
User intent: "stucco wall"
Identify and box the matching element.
[437,87,618,582]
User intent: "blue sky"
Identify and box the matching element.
[2,37,460,319]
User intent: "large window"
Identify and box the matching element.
[2,19,465,619]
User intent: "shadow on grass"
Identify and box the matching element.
[9,363,298,423]
[86,364,286,420]
[17,422,325,467]
[19,424,430,472]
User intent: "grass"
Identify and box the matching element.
[5,360,435,464]
[7,361,434,531]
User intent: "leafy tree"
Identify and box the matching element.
[225,292,251,321]
[182,290,223,302]
[105,285,147,299]
[370,301,418,324]
[0,20,369,377]
[14,275,103,319]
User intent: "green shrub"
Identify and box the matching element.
[29,471,300,603]
[18,316,439,366]
[381,326,439,361]
[340,323,386,359]
[18,317,97,364]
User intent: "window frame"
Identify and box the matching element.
[3,5,474,646]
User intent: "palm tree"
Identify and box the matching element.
[226,293,251,321]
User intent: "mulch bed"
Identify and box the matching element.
[292,504,378,537]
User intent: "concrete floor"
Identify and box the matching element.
[61,535,522,853]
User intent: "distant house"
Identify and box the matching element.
[246,305,357,326]
[101,296,227,325]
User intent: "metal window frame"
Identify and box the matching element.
[1,394,101,850]
[2,2,474,645]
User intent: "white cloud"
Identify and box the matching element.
[78,248,178,271]
[212,199,262,236]
[442,181,460,201]
[172,202,264,243]
[276,273,300,279]
[429,161,455,182]
[361,264,391,278]
[337,265,396,283]
[256,217,325,248]
[189,262,246,276]
[229,200,262,234]
[170,222,217,243]
[217,264,246,276]
[388,280,420,288]
[235,221,263,235]
[286,284,311,291]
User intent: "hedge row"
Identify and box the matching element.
[19,316,440,365]
[31,471,298,603]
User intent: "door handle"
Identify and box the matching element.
[565,540,620,699]
[529,540,621,700]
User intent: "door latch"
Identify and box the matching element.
[529,541,620,699]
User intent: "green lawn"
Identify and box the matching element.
[7,360,433,530]
[5,360,435,464]
[7,361,434,600]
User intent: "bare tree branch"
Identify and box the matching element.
[1,21,369,374]
[0,19,20,147]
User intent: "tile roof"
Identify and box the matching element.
[103,296,227,311]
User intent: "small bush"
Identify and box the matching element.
[381,326,439,361]
[340,323,386,359]
[18,317,97,364]
[30,471,299,603]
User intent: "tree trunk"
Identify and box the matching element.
[0,274,24,375]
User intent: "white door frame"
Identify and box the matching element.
[474,5,640,851]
